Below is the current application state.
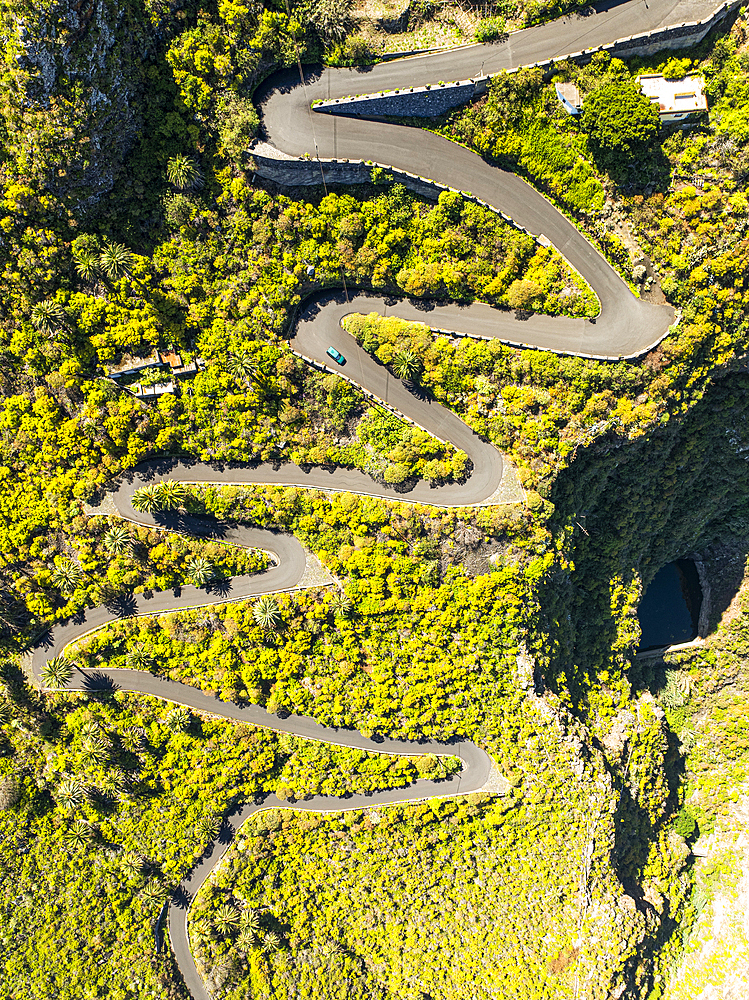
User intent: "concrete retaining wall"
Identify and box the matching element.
[605,2,740,58]
[252,0,742,209]
[252,155,370,187]
[543,0,742,72]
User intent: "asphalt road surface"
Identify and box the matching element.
[30,0,727,994]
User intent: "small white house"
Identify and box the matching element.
[637,74,707,122]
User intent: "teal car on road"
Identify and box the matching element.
[326,346,346,365]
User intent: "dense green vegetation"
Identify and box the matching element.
[581,80,661,173]
[0,169,588,639]
[342,299,748,504]
[443,66,607,216]
[0,0,601,666]
[173,356,749,1000]
[19,515,269,626]
[192,734,635,1000]
[442,14,749,304]
[294,0,604,60]
[4,0,749,996]
[72,486,530,735]
[625,19,749,307]
[625,546,749,997]
[0,680,456,999]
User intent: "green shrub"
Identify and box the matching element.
[581,81,660,171]
[443,69,606,215]
[474,16,506,43]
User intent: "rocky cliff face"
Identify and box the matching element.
[0,0,153,212]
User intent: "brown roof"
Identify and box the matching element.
[159,349,183,368]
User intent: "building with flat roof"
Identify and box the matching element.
[555,81,582,115]
[133,380,176,399]
[104,349,161,380]
[104,348,202,384]
[637,74,707,123]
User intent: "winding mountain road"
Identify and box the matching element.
[30,500,494,1000]
[29,1,729,995]
[256,0,734,358]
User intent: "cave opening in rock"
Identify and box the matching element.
[638,559,702,651]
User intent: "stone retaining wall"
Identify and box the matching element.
[315,80,476,119]
[251,151,453,200]
[249,151,537,242]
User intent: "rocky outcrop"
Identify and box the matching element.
[0,0,153,211]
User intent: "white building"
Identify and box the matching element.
[555,82,582,116]
[637,74,708,123]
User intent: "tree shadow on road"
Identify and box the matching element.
[81,671,119,694]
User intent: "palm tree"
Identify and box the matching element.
[100,767,129,797]
[238,927,257,952]
[186,556,214,587]
[0,592,25,635]
[50,558,83,597]
[196,814,221,843]
[42,656,73,688]
[79,719,101,741]
[166,155,203,191]
[214,902,241,936]
[81,736,110,767]
[81,416,98,440]
[95,579,125,608]
[63,819,92,849]
[225,352,263,387]
[253,594,282,631]
[391,350,421,381]
[263,930,281,953]
[155,479,189,511]
[330,591,353,619]
[56,777,85,812]
[95,581,125,608]
[166,707,191,732]
[240,908,261,935]
[74,251,99,283]
[123,725,148,752]
[125,646,151,670]
[99,240,134,280]
[308,0,355,42]
[141,878,166,904]
[122,853,147,881]
[31,299,65,335]
[103,524,132,555]
[131,484,160,513]
[0,699,12,726]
